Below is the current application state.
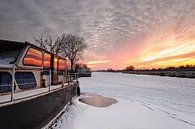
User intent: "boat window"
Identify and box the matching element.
[59,59,66,70]
[54,57,58,70]
[15,72,37,89]
[23,48,42,67]
[43,52,51,69]
[0,72,12,93]
[0,43,23,64]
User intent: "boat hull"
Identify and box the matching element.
[0,85,77,129]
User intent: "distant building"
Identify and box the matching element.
[77,67,91,77]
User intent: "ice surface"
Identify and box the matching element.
[51,72,195,129]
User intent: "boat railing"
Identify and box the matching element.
[0,66,79,105]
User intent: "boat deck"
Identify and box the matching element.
[0,83,70,106]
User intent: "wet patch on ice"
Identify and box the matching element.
[79,93,117,107]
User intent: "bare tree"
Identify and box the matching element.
[34,33,87,71]
[60,34,87,71]
[33,32,62,55]
[125,65,135,71]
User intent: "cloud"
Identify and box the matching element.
[87,60,109,65]
[143,51,195,65]
[0,0,194,69]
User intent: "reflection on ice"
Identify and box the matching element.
[79,92,117,107]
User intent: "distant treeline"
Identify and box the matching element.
[124,65,195,71]
[96,65,195,78]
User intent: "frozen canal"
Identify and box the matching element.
[51,72,195,129]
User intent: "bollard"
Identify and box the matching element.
[49,70,51,91]
[68,74,70,85]
[11,65,15,102]
[62,71,65,87]
[70,84,73,105]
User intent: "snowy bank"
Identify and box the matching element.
[51,72,195,129]
[52,95,194,129]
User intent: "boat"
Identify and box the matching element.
[77,67,92,77]
[0,39,80,129]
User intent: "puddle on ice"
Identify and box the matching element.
[79,93,117,107]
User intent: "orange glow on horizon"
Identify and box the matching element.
[85,29,195,70]
[87,60,109,65]
[125,37,195,69]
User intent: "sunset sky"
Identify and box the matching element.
[0,0,194,70]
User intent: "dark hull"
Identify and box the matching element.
[79,73,91,77]
[0,85,77,129]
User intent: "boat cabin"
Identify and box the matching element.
[0,39,68,93]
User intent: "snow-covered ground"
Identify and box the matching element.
[52,72,195,129]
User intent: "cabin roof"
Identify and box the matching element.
[0,39,66,60]
[0,39,26,47]
[0,39,51,54]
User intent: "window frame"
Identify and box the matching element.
[23,47,43,67]
[0,72,13,93]
[58,58,66,71]
[0,44,24,64]
[54,56,59,70]
[43,52,51,69]
[15,72,37,89]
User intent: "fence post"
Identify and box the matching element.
[62,71,65,87]
[70,83,73,104]
[76,73,78,81]
[11,65,15,102]
[68,73,70,85]
[49,69,51,91]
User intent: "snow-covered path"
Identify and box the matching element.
[52,72,195,129]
